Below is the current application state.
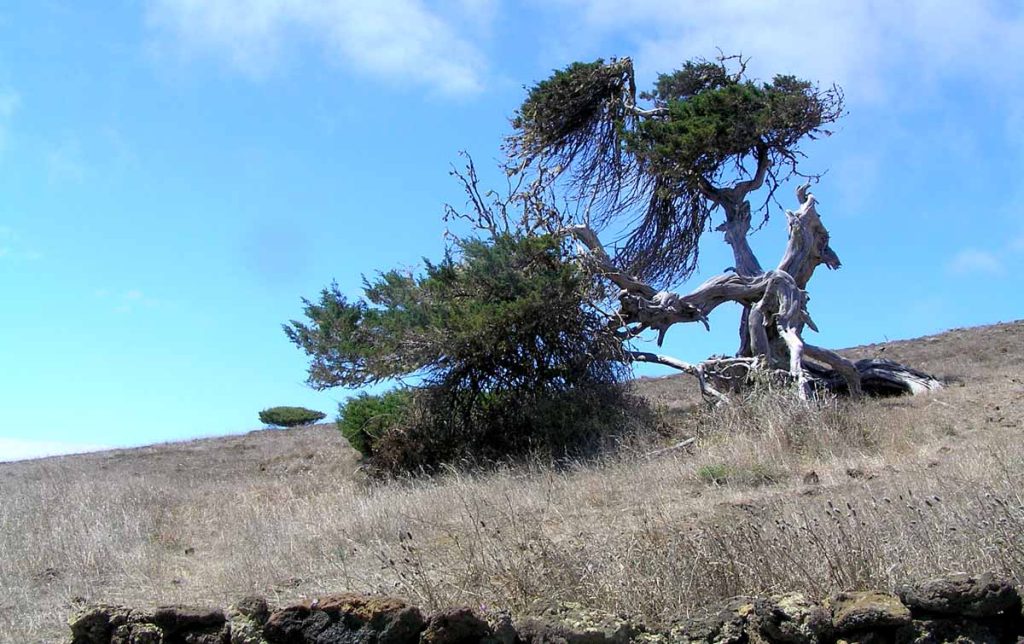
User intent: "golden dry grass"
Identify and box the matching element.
[1,321,1022,643]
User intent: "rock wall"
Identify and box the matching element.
[68,573,1024,643]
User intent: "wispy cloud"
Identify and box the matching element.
[947,248,1004,276]
[0,437,111,463]
[947,227,1024,275]
[146,0,488,95]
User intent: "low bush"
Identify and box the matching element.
[337,390,413,457]
[258,406,326,428]
[288,231,649,476]
[364,383,657,476]
[696,463,731,486]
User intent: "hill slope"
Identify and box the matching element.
[1,321,1022,643]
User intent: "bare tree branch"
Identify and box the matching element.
[561,188,941,399]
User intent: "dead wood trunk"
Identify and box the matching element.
[700,151,767,358]
[567,182,942,401]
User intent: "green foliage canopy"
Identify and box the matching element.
[284,231,626,391]
[508,55,844,286]
[258,406,326,428]
[287,231,637,473]
[337,389,413,457]
[284,232,625,394]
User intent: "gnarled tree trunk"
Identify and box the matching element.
[568,182,942,402]
[699,147,768,358]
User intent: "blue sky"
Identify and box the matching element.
[1,1,1022,461]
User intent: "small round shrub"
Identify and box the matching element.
[258,406,326,428]
[337,390,413,457]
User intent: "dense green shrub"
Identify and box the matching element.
[287,232,646,475]
[337,390,413,457]
[258,406,326,428]
[365,383,654,476]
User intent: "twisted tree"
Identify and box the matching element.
[510,55,940,400]
[284,210,645,473]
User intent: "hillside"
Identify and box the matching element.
[2,321,1022,643]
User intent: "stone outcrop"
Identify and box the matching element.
[827,590,912,637]
[67,573,1024,643]
[514,599,643,643]
[262,592,425,643]
[754,593,832,644]
[68,605,228,644]
[896,573,1020,618]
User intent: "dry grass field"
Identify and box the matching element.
[2,321,1022,643]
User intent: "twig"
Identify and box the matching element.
[645,437,696,459]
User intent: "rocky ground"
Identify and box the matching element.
[69,573,1024,643]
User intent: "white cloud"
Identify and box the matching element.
[146,0,488,95]
[545,0,1024,105]
[0,437,111,463]
[947,248,1004,275]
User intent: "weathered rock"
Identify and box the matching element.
[484,610,518,644]
[116,606,228,638]
[754,593,832,643]
[146,606,225,630]
[182,629,230,644]
[69,605,133,644]
[67,580,1024,643]
[420,607,492,643]
[228,617,268,644]
[896,573,1021,618]
[828,591,911,636]
[263,593,425,644]
[67,605,228,644]
[696,597,757,644]
[228,596,272,644]
[640,597,756,644]
[894,617,1003,644]
[264,607,330,643]
[833,632,889,644]
[233,597,272,623]
[633,627,719,644]
[122,622,163,644]
[514,600,643,643]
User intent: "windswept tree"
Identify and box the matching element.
[509,55,940,399]
[285,185,648,473]
[287,54,941,476]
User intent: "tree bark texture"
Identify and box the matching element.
[568,183,943,402]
